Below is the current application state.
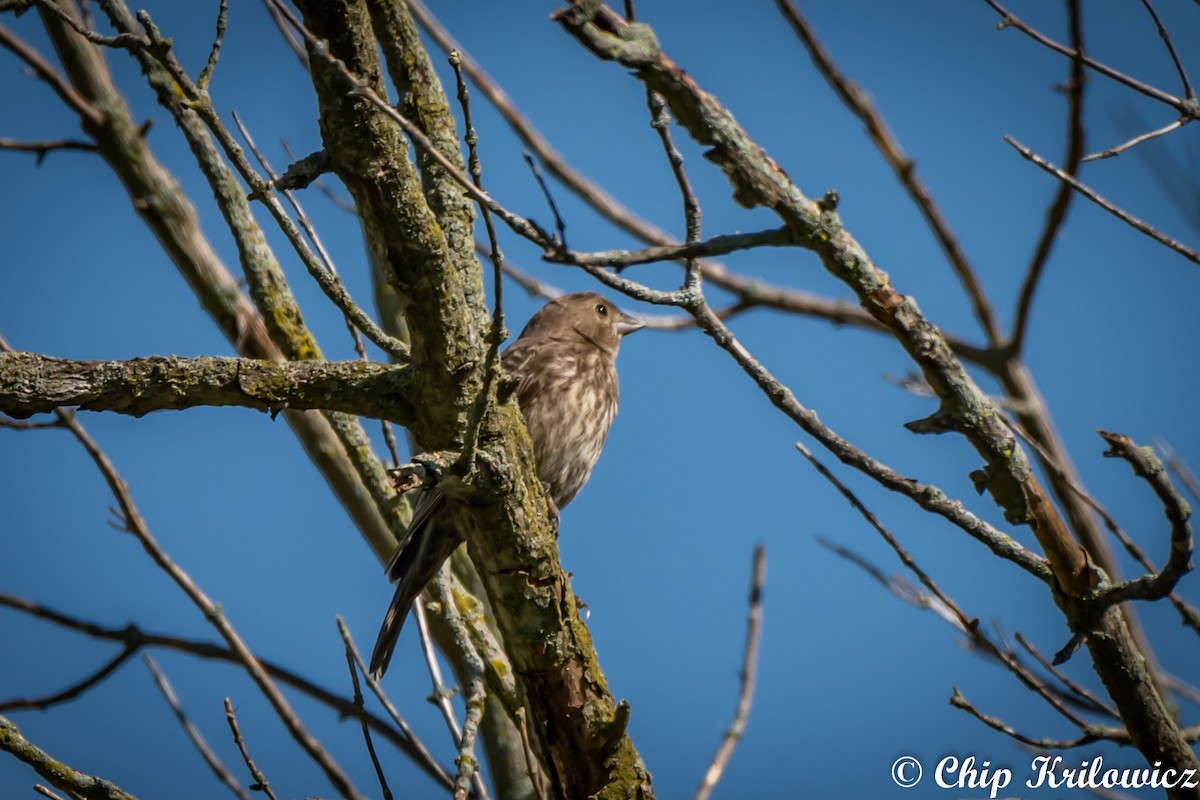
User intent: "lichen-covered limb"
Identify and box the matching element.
[0,714,137,800]
[285,1,653,795]
[359,4,539,789]
[0,351,413,422]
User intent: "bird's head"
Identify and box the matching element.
[519,292,644,354]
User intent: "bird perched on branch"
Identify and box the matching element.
[370,291,643,679]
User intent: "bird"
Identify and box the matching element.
[369,291,643,680]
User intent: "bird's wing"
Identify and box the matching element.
[503,335,569,412]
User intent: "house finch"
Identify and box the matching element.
[370,292,643,679]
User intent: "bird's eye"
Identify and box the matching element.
[596,303,608,316]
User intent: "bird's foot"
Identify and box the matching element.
[574,592,591,620]
[541,481,561,536]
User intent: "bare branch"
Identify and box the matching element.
[0,644,137,712]
[143,654,250,800]
[196,0,227,89]
[338,618,453,795]
[1137,0,1195,101]
[223,698,280,800]
[1084,117,1187,163]
[0,136,97,162]
[0,351,414,422]
[34,0,401,556]
[0,715,136,800]
[336,620,394,800]
[1009,0,1086,356]
[1013,632,1118,718]
[1006,136,1200,266]
[693,546,765,800]
[950,689,1105,749]
[550,227,793,268]
[32,785,70,800]
[259,0,308,68]
[0,21,101,126]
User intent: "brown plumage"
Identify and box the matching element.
[369,292,643,679]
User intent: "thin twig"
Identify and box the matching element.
[514,708,548,800]
[1138,0,1194,101]
[452,49,506,479]
[438,582,488,800]
[0,415,61,430]
[1014,632,1117,717]
[694,546,765,800]
[223,698,280,800]
[552,227,792,268]
[259,0,308,69]
[1084,117,1186,163]
[950,688,1102,749]
[817,537,962,629]
[1161,443,1200,506]
[0,136,98,163]
[1006,136,1200,266]
[338,618,451,790]
[1009,0,1086,356]
[0,21,101,126]
[0,644,137,712]
[337,619,394,800]
[488,243,748,331]
[523,152,566,248]
[196,0,228,89]
[413,598,472,795]
[29,0,145,49]
[143,654,250,800]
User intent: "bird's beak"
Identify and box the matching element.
[615,312,645,337]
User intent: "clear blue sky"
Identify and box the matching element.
[2,1,1198,798]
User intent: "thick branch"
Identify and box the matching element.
[0,715,136,800]
[0,352,413,422]
[280,1,654,795]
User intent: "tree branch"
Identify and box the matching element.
[0,351,413,422]
[0,715,136,800]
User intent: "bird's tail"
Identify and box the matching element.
[369,491,460,680]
